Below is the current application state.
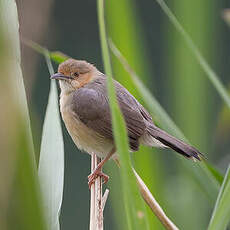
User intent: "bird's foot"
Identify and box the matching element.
[88,169,109,189]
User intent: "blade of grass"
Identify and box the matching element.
[206,163,225,185]
[109,41,221,200]
[5,9,35,160]
[38,51,64,230]
[97,0,150,229]
[208,164,230,230]
[50,51,69,63]
[0,0,46,229]
[217,97,230,139]
[216,12,230,141]
[21,38,69,64]
[104,0,164,228]
[22,37,65,230]
[167,1,216,228]
[154,0,230,109]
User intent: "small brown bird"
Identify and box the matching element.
[51,58,203,187]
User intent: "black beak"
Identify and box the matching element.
[50,73,74,80]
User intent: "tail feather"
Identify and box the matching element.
[147,124,204,161]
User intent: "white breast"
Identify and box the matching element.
[60,92,113,158]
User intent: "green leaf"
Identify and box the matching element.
[208,164,230,230]
[217,99,230,138]
[50,51,69,64]
[154,0,230,109]
[206,163,225,185]
[23,32,65,230]
[97,0,150,229]
[38,52,64,230]
[0,0,46,229]
[104,1,164,228]
[21,39,69,65]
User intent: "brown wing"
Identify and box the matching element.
[72,77,148,151]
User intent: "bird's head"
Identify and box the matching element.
[51,59,98,93]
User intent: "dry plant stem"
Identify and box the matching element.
[133,168,179,230]
[90,154,109,230]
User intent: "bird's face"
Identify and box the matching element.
[51,59,98,94]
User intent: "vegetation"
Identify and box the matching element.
[1,0,229,229]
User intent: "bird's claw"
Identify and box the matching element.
[88,170,109,189]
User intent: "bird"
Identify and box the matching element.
[51,58,204,188]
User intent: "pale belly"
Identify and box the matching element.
[61,108,114,158]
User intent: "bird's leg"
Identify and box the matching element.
[88,148,115,189]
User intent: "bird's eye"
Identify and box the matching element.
[74,72,79,77]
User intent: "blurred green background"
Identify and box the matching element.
[14,0,230,229]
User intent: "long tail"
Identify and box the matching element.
[147,124,204,161]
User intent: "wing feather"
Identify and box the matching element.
[72,77,147,151]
